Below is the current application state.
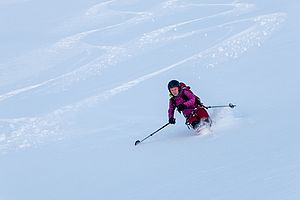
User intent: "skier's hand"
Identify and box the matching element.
[177,104,186,112]
[169,117,176,124]
[200,103,208,109]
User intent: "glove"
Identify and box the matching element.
[200,103,208,109]
[177,104,186,112]
[169,117,176,124]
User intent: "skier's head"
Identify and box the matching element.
[168,80,180,96]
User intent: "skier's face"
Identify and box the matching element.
[170,87,179,96]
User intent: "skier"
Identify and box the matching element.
[167,80,211,130]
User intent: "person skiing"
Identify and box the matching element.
[167,80,211,130]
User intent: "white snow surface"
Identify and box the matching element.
[0,0,299,199]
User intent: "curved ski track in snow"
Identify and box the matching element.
[0,2,286,153]
[0,2,252,102]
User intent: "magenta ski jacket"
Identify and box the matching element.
[168,89,197,119]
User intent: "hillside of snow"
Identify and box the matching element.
[0,0,299,199]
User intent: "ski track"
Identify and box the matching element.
[0,1,287,153]
[0,2,250,101]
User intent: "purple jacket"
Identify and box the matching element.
[168,88,198,119]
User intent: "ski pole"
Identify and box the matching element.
[204,103,236,109]
[135,123,170,146]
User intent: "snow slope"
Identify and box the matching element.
[0,0,299,199]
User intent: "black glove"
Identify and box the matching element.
[169,117,176,124]
[200,103,208,109]
[177,104,186,112]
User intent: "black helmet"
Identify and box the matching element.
[168,80,180,90]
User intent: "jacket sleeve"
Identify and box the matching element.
[168,98,175,119]
[182,89,196,108]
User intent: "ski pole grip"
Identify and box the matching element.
[229,103,236,108]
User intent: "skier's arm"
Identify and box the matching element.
[168,98,175,119]
[182,90,196,108]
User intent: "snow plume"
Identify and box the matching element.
[210,108,240,133]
